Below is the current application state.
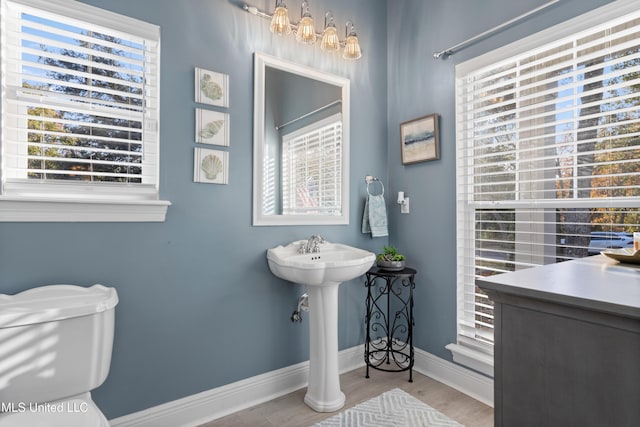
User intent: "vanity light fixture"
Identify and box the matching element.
[242,1,362,60]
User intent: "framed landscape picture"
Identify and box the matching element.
[400,113,440,165]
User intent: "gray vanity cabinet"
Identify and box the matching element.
[478,256,640,427]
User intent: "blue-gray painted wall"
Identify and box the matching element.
[385,0,614,362]
[0,0,615,419]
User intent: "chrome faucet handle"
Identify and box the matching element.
[308,235,324,253]
[299,235,325,254]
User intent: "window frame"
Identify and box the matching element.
[0,0,169,222]
[450,0,640,375]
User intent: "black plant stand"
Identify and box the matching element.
[364,266,416,382]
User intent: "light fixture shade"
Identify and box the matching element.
[295,1,316,44]
[270,4,291,35]
[296,16,316,44]
[321,26,340,52]
[321,11,340,52]
[343,34,361,60]
[343,21,361,60]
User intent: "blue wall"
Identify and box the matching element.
[386,0,614,361]
[0,0,616,420]
[0,0,387,419]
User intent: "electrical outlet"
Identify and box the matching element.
[401,197,410,214]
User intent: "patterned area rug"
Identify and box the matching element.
[310,388,464,427]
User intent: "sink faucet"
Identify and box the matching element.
[300,235,325,254]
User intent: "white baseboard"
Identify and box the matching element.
[445,343,494,377]
[109,345,493,427]
[413,347,494,408]
[109,345,365,427]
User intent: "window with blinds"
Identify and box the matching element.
[1,0,160,201]
[281,114,342,216]
[454,4,640,361]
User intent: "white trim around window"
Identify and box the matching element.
[0,0,170,221]
[0,196,170,222]
[450,0,640,373]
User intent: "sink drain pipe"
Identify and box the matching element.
[291,293,309,322]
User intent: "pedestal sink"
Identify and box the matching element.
[267,239,375,412]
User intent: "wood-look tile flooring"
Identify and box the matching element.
[199,367,493,427]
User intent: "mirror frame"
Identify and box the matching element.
[252,52,350,226]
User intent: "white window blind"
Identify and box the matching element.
[1,0,160,201]
[455,4,640,359]
[282,114,342,215]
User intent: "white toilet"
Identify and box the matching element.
[0,284,118,426]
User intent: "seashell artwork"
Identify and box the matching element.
[200,120,224,139]
[195,108,229,146]
[195,67,228,107]
[200,75,223,101]
[200,154,223,180]
[194,148,228,184]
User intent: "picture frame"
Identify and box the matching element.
[195,108,229,146]
[195,67,229,107]
[194,147,229,184]
[400,113,440,165]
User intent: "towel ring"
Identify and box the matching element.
[366,178,384,197]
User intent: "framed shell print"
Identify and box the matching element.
[195,67,229,107]
[195,108,229,146]
[194,148,228,184]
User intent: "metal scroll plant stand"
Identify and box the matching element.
[364,268,416,382]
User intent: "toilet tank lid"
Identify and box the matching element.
[0,284,118,328]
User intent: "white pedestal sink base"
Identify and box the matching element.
[266,240,375,412]
[304,283,345,413]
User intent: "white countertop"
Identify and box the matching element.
[477,255,640,319]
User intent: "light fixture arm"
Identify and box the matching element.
[324,10,335,28]
[300,0,311,18]
[345,20,356,37]
[243,4,271,20]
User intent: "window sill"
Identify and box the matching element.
[446,343,494,377]
[0,196,171,222]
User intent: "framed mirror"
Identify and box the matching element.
[252,52,350,226]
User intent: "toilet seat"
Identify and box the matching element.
[0,396,109,427]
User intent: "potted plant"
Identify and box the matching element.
[376,245,406,271]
